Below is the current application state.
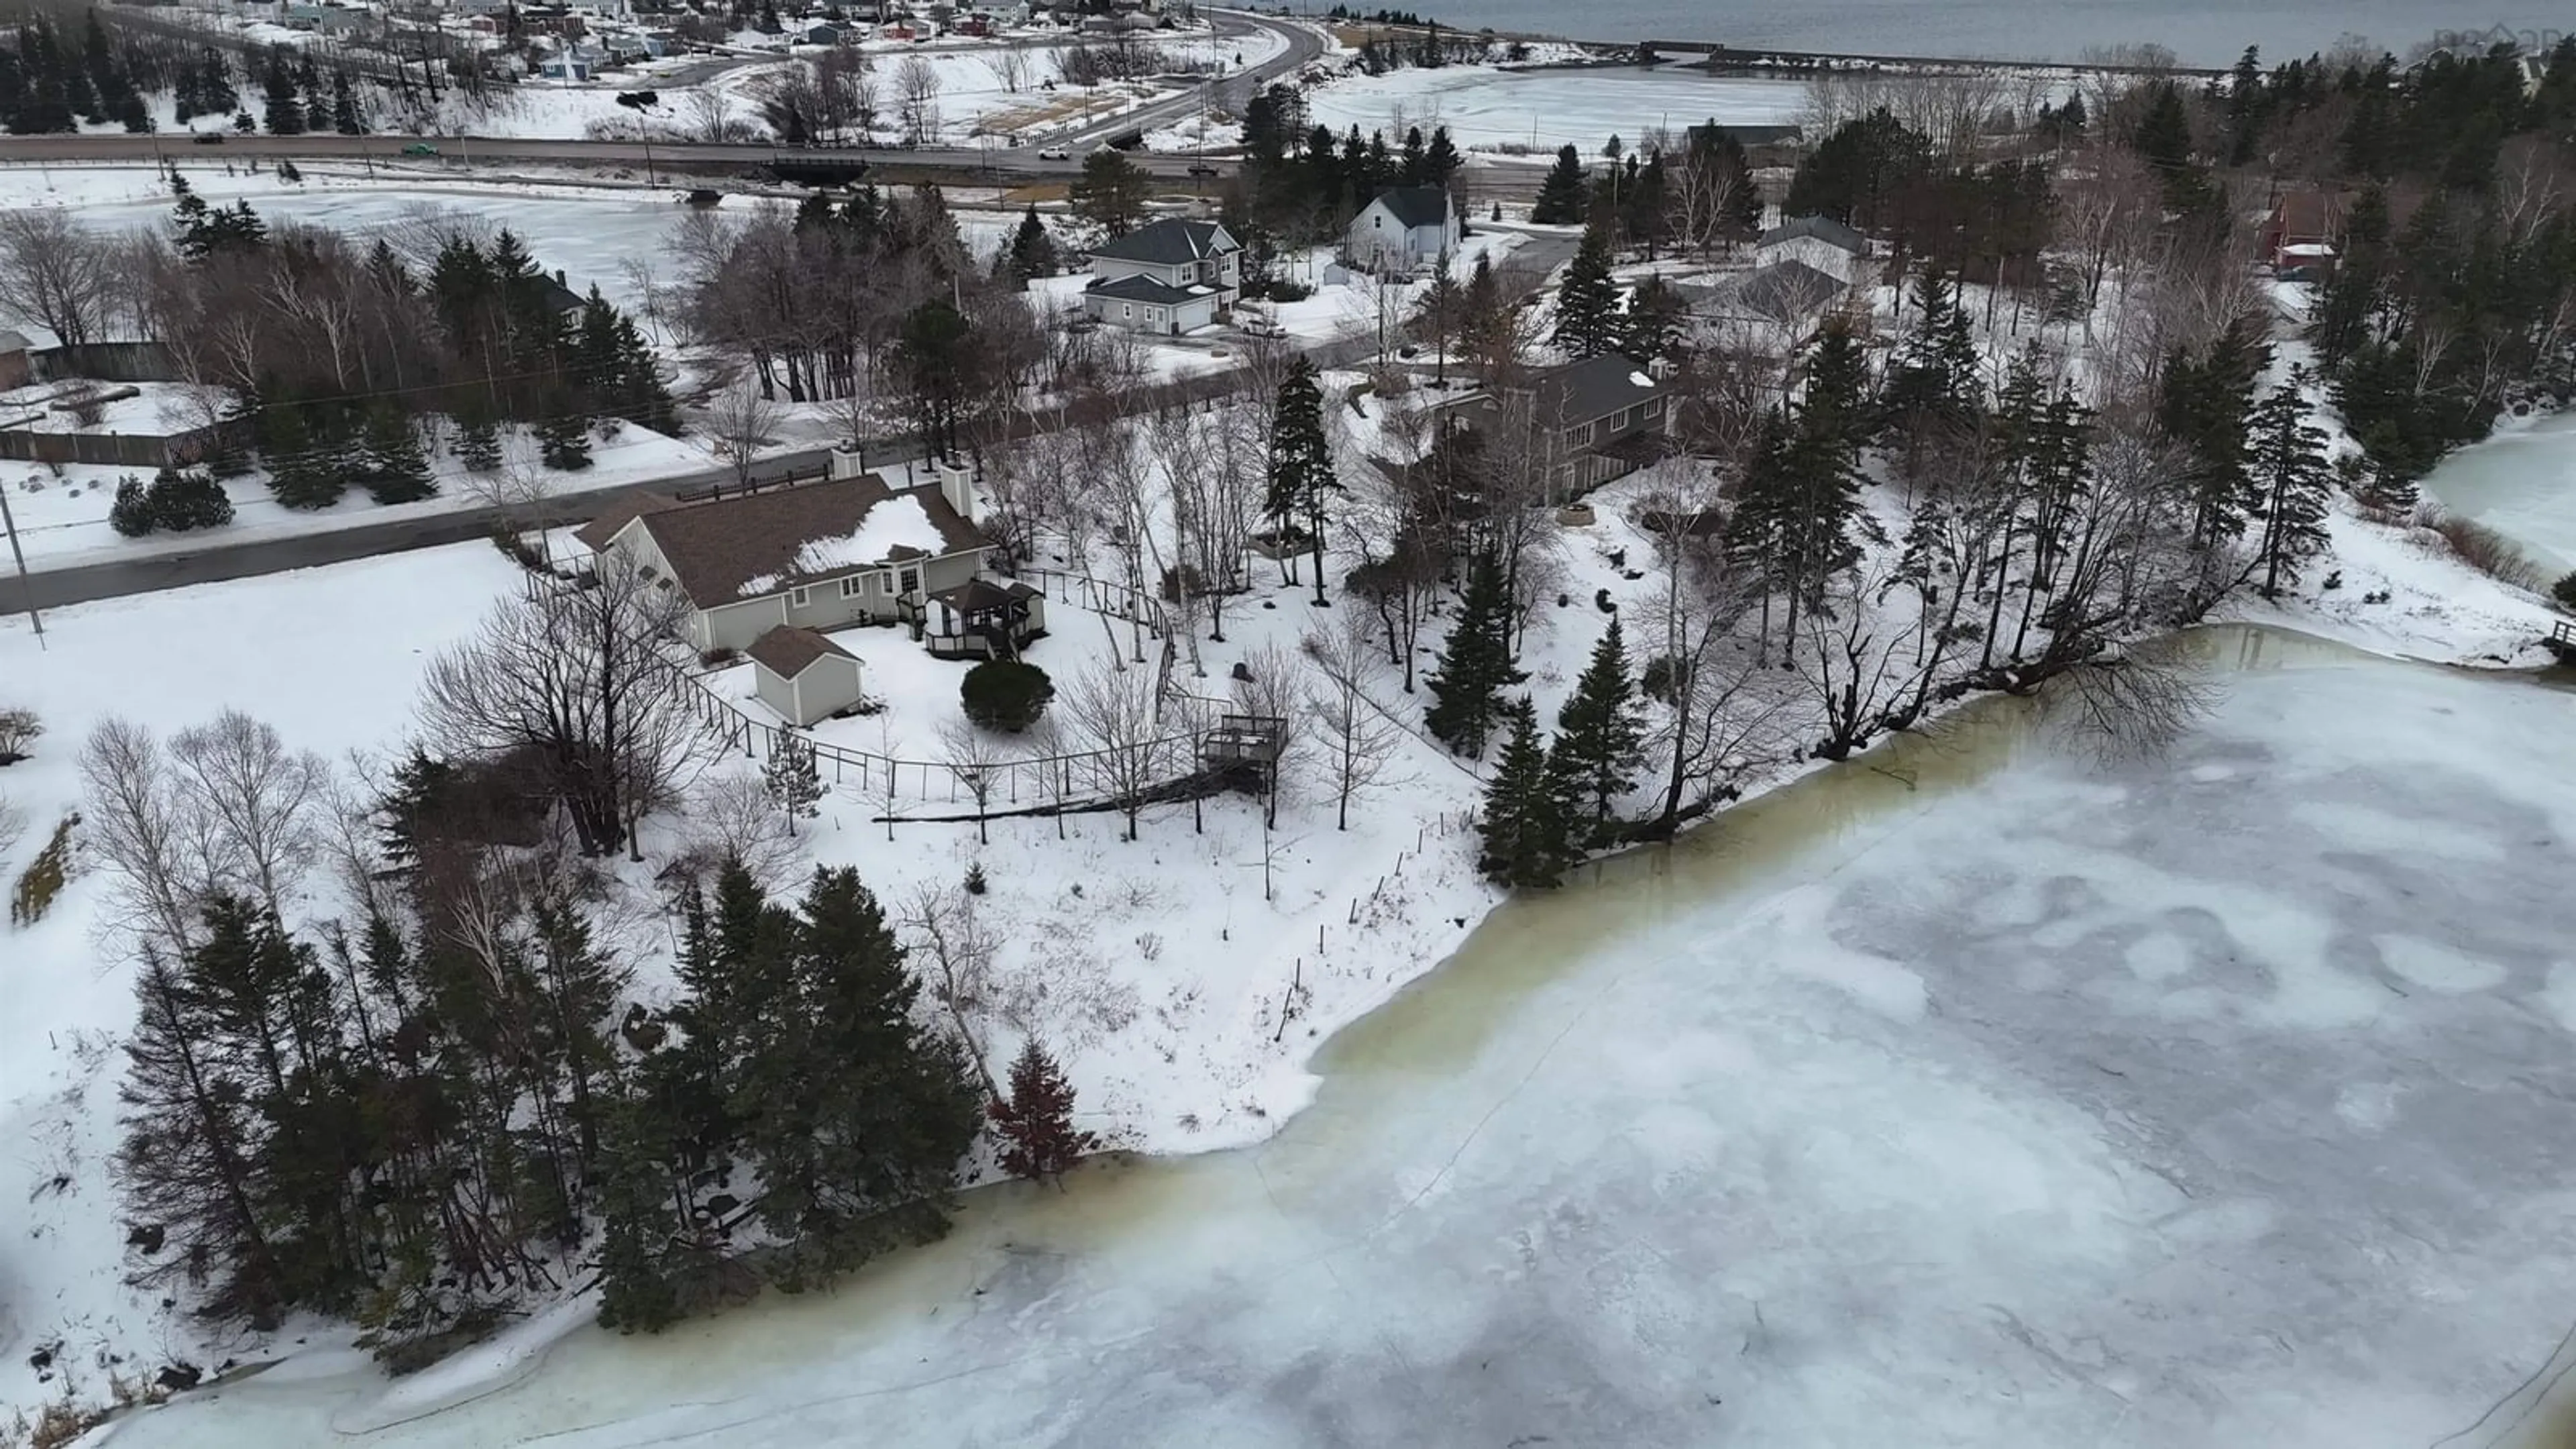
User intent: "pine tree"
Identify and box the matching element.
[1553,617,1643,825]
[455,409,504,472]
[148,468,235,531]
[1068,148,1150,237]
[2159,317,2269,547]
[537,409,593,470]
[1800,315,1872,460]
[261,403,345,511]
[362,406,435,504]
[1621,274,1686,364]
[2247,370,2332,598]
[1530,144,1587,223]
[1264,356,1338,602]
[1422,125,1462,186]
[1459,250,1507,373]
[763,733,823,833]
[1004,205,1058,284]
[1551,218,1620,359]
[1422,549,1525,755]
[109,474,156,537]
[330,70,364,135]
[1477,699,1574,888]
[261,52,305,136]
[987,1038,1096,1183]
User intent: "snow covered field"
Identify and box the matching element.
[1303,64,1810,154]
[64,633,2576,1449]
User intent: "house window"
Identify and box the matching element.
[879,570,896,594]
[900,567,920,594]
[1123,304,1133,319]
[789,586,812,608]
[1646,398,1664,419]
[839,576,864,599]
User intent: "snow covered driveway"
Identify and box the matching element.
[103,633,2576,1448]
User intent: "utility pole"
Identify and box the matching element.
[0,466,46,647]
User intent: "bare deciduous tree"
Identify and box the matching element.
[937,716,1008,845]
[1299,611,1403,830]
[419,557,712,858]
[170,710,327,916]
[0,211,117,347]
[708,374,783,488]
[894,55,942,146]
[680,770,805,889]
[902,881,1002,1093]
[78,717,207,953]
[1063,654,1173,839]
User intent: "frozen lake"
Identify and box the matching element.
[2421,412,2576,576]
[1305,66,1810,154]
[105,628,2576,1449]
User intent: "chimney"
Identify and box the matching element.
[936,459,977,526]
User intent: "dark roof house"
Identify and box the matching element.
[1085,273,1205,307]
[1756,215,1868,254]
[1371,185,1454,229]
[602,473,987,608]
[746,624,857,679]
[1087,218,1239,266]
[1526,354,1667,428]
[1697,259,1850,325]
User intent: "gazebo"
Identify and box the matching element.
[906,578,1047,659]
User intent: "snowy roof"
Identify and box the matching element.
[631,474,987,608]
[746,625,857,679]
[1698,258,1849,323]
[1756,215,1868,254]
[1366,185,1453,231]
[2281,242,2337,258]
[0,330,27,354]
[1086,273,1206,307]
[1086,218,1238,267]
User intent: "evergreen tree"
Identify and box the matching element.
[1421,549,1525,755]
[1422,125,1463,187]
[1620,274,1686,364]
[2247,370,2332,598]
[1800,315,1872,459]
[330,70,364,135]
[109,474,156,537]
[1263,356,1338,602]
[1004,205,1058,284]
[2131,80,2193,171]
[148,468,235,531]
[1783,109,1928,231]
[260,51,304,136]
[1477,698,1575,888]
[1881,268,1978,433]
[1552,616,1643,824]
[1530,144,1587,223]
[455,409,504,472]
[1459,250,1507,373]
[537,409,593,470]
[261,403,345,510]
[2158,317,2269,547]
[362,406,435,504]
[763,732,823,833]
[1551,218,1620,359]
[1068,147,1150,237]
[987,1038,1096,1183]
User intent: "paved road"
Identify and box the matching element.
[0,10,1319,180]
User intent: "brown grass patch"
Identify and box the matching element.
[2420,505,2551,593]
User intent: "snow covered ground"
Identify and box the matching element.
[1303,64,1809,154]
[62,628,2576,1449]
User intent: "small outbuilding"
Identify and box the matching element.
[749,625,867,726]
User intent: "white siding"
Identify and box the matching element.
[1755,234,1860,283]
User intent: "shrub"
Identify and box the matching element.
[0,706,40,763]
[2554,571,2576,612]
[1267,279,1312,303]
[10,814,76,927]
[961,659,1053,733]
[107,475,154,537]
[964,860,987,895]
[2425,508,2549,592]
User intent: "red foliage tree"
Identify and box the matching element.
[987,1038,1096,1183]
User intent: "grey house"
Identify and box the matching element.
[580,465,995,654]
[1082,219,1242,333]
[1447,355,1673,500]
[1347,186,1459,273]
[1754,215,1869,283]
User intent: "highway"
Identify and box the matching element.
[0,9,1322,180]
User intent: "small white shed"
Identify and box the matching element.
[749,626,865,727]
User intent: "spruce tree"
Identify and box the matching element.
[362,406,435,504]
[1459,250,1506,372]
[1551,219,1620,360]
[1530,144,1587,223]
[1423,125,1462,186]
[1477,699,1574,888]
[987,1038,1096,1183]
[1553,617,1644,825]
[2247,371,2332,598]
[1005,205,1057,284]
[764,733,823,833]
[261,403,345,510]
[455,410,504,472]
[148,468,235,531]
[1264,356,1338,602]
[1422,549,1525,755]
[1068,148,1150,237]
[109,474,156,537]
[538,409,594,470]
[1621,274,1686,364]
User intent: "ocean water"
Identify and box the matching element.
[1303,0,2564,68]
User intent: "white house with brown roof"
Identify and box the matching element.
[578,462,996,655]
[748,626,867,726]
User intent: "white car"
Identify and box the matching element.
[1037,147,1070,161]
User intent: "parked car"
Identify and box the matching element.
[1187,161,1219,178]
[191,131,224,144]
[401,142,439,157]
[1036,146,1069,160]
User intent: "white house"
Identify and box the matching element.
[1754,215,1869,284]
[577,464,1001,655]
[749,626,867,726]
[1081,219,1241,334]
[1346,186,1458,273]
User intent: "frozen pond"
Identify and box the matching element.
[1305,66,1809,154]
[2420,411,2576,574]
[107,628,2576,1449]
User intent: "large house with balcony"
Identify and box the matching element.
[1081,218,1242,333]
[575,461,1041,657]
[1436,356,1674,500]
